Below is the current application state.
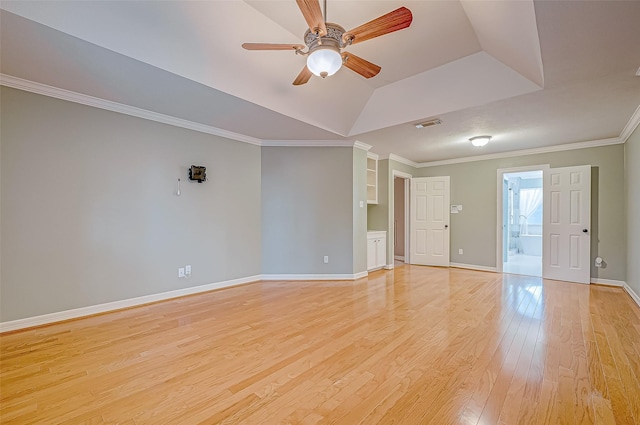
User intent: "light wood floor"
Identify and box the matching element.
[2,265,639,424]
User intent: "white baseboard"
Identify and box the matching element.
[624,283,640,308]
[384,264,394,270]
[450,262,498,273]
[394,256,405,262]
[262,272,368,281]
[590,278,625,287]
[0,275,261,333]
[0,271,379,333]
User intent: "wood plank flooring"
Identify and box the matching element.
[1,265,639,424]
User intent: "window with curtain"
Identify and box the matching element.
[519,188,543,235]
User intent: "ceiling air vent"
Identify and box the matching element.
[415,118,442,129]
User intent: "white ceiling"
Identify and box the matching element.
[1,0,639,163]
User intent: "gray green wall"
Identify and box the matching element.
[0,87,262,321]
[380,145,627,282]
[352,148,368,274]
[625,124,640,298]
[261,146,355,275]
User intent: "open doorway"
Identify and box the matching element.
[502,170,543,277]
[391,171,411,267]
[394,177,406,263]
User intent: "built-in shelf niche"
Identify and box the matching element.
[367,152,378,204]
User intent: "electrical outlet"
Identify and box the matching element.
[178,267,185,278]
[459,249,463,255]
[185,265,191,275]
[324,256,329,264]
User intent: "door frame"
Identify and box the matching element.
[496,164,549,273]
[390,170,412,267]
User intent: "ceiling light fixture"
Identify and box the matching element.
[470,135,491,147]
[306,38,342,78]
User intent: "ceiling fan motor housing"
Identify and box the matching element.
[304,23,348,50]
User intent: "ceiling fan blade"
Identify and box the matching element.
[242,43,305,51]
[342,52,381,79]
[296,0,327,36]
[342,7,412,45]
[293,66,313,85]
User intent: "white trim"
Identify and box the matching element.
[417,138,622,168]
[0,74,262,146]
[392,170,413,179]
[394,255,405,261]
[391,170,412,265]
[450,262,498,273]
[390,170,411,268]
[386,153,419,168]
[261,140,356,148]
[261,273,368,281]
[590,278,625,287]
[384,264,394,270]
[620,104,640,142]
[367,151,379,160]
[623,283,640,308]
[354,141,373,152]
[0,275,261,333]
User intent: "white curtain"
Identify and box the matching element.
[519,188,542,234]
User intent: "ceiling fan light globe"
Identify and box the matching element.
[307,47,342,78]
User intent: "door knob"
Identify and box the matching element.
[445,225,449,228]
[582,229,588,233]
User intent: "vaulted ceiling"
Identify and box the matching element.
[1,1,639,162]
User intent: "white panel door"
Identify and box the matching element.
[410,176,450,266]
[543,165,591,284]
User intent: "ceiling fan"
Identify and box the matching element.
[242,0,413,85]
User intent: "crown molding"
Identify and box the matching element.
[353,141,372,151]
[261,140,356,148]
[385,153,419,168]
[0,74,263,146]
[620,104,640,142]
[3,74,636,160]
[415,137,623,168]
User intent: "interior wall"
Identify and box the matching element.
[416,144,626,281]
[352,148,368,274]
[0,87,262,322]
[626,123,640,298]
[261,146,354,275]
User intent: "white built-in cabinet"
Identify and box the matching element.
[367,231,387,270]
[367,152,378,204]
